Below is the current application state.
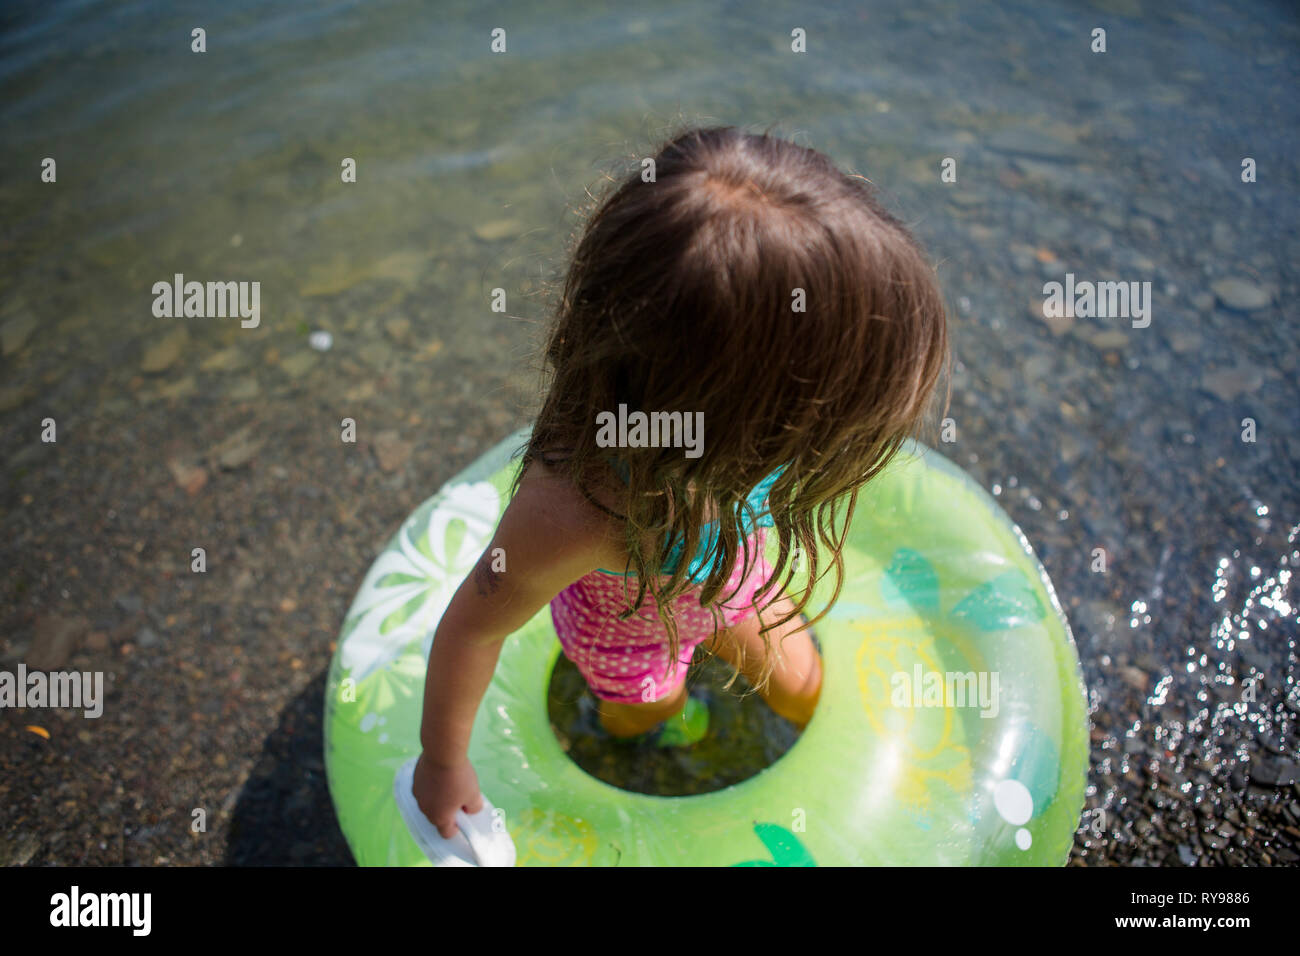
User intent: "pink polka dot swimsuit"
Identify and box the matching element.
[549,468,784,704]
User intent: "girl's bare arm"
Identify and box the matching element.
[418,461,613,765]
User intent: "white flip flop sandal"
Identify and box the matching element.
[393,756,517,867]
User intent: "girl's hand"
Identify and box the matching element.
[411,751,484,840]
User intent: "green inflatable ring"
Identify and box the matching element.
[324,426,1088,865]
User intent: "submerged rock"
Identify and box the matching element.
[1200,365,1263,401]
[26,615,85,670]
[210,425,264,470]
[1211,278,1272,312]
[383,317,411,344]
[473,219,526,241]
[1250,755,1299,787]
[225,376,261,401]
[156,375,196,399]
[141,329,189,373]
[200,346,244,372]
[167,457,208,496]
[1082,329,1130,351]
[1030,298,1073,336]
[280,351,317,379]
[373,430,412,473]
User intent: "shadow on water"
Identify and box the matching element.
[226,649,804,865]
[225,666,353,866]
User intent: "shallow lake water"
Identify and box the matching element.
[1,0,1297,865]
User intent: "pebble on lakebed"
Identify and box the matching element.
[1210,278,1273,312]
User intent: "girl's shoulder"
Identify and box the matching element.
[511,456,629,570]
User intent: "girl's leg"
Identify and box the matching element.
[596,681,690,738]
[704,594,823,728]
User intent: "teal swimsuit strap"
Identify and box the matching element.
[593,459,785,577]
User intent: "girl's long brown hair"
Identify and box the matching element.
[512,124,950,696]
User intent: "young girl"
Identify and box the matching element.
[413,125,949,839]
